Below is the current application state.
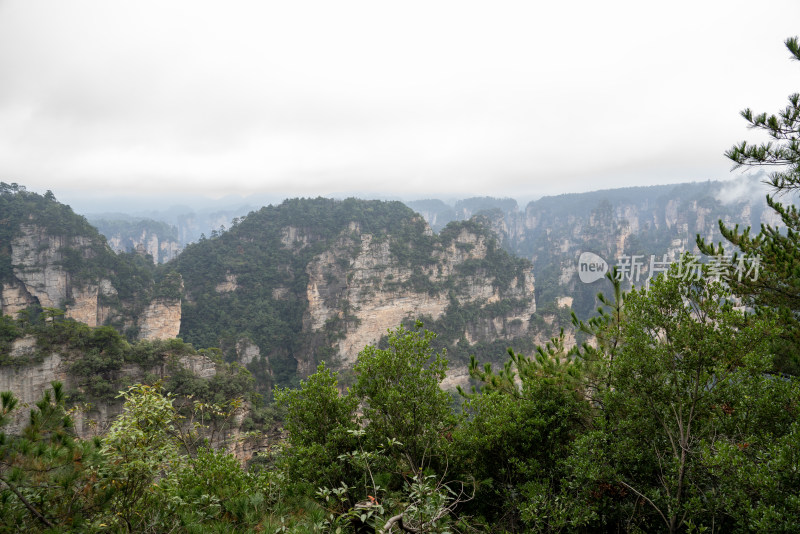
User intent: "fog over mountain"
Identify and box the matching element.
[3,2,799,200]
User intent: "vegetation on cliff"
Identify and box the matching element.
[0,311,256,410]
[0,184,171,332]
[173,197,535,389]
[174,198,420,386]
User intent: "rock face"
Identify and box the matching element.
[236,339,262,366]
[174,198,536,388]
[0,339,215,436]
[0,345,69,434]
[177,353,217,378]
[65,284,100,326]
[4,224,116,326]
[303,223,536,368]
[406,179,782,320]
[10,224,77,309]
[1,221,181,340]
[0,282,32,318]
[93,219,182,264]
[215,273,238,293]
[139,299,182,340]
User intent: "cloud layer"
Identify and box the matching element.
[1,0,799,198]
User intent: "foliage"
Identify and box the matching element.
[153,270,183,300]
[556,261,795,533]
[274,362,359,492]
[353,322,454,474]
[1,275,799,532]
[597,263,780,532]
[89,383,272,532]
[724,36,800,193]
[0,315,21,359]
[275,324,478,532]
[97,383,182,531]
[699,36,800,374]
[464,330,583,397]
[453,380,587,530]
[0,383,109,531]
[460,255,799,532]
[570,266,626,401]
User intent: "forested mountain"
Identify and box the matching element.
[2,188,542,395]
[0,184,180,337]
[405,176,785,320]
[2,172,798,532]
[172,197,539,390]
[0,183,264,460]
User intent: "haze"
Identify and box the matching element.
[1,0,799,205]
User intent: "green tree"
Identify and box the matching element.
[41,307,65,327]
[352,322,453,474]
[276,326,470,531]
[0,383,107,531]
[459,318,592,531]
[97,383,182,531]
[96,383,268,532]
[571,266,626,400]
[157,446,282,530]
[0,315,20,358]
[464,329,583,398]
[564,259,791,533]
[453,379,588,532]
[274,362,358,491]
[699,36,800,373]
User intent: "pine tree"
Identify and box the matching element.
[699,36,800,374]
[0,383,107,531]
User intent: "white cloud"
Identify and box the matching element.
[0,0,799,199]
[715,173,773,205]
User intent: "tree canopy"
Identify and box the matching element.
[699,36,800,374]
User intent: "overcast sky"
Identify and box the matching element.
[1,1,799,204]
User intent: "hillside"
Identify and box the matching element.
[0,184,182,338]
[1,187,542,395]
[0,185,266,458]
[405,177,783,319]
[173,197,538,389]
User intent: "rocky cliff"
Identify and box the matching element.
[174,198,537,390]
[138,298,182,340]
[0,187,182,341]
[90,218,182,264]
[303,223,536,370]
[0,330,265,461]
[511,180,780,318]
[0,335,212,435]
[407,178,782,320]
